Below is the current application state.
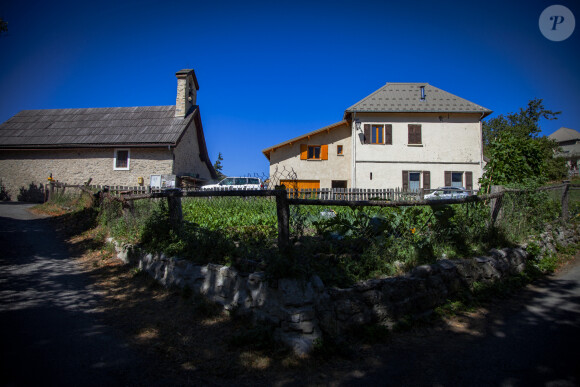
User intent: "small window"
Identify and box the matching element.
[408,124,422,145]
[409,172,421,191]
[451,172,463,188]
[114,149,130,170]
[371,125,383,144]
[307,145,321,160]
[337,145,343,155]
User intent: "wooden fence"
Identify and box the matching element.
[45,179,575,251]
[46,181,477,201]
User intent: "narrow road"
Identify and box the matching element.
[0,203,173,386]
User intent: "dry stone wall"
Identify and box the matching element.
[109,224,578,356]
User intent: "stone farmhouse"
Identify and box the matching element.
[262,83,492,191]
[0,69,217,198]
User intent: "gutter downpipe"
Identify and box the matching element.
[480,111,485,177]
[352,112,357,189]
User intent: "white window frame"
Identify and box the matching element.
[114,148,130,170]
[408,171,421,192]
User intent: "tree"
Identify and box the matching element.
[213,152,226,180]
[480,98,566,191]
[0,18,7,35]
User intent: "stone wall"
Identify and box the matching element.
[172,118,213,181]
[109,224,578,356]
[0,148,173,200]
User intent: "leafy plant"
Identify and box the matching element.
[0,179,10,201]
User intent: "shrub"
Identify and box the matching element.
[17,182,45,203]
[0,179,10,201]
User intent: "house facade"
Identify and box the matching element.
[548,127,580,175]
[0,69,216,199]
[263,83,491,191]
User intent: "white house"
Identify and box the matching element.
[263,83,492,191]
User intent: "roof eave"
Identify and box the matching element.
[262,120,348,158]
[0,143,178,150]
[345,109,493,115]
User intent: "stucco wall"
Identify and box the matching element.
[172,120,213,180]
[352,112,484,189]
[268,123,351,188]
[0,148,173,199]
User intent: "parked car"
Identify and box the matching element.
[201,177,265,190]
[424,186,469,200]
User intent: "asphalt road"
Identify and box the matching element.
[0,203,173,387]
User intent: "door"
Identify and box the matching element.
[280,180,320,197]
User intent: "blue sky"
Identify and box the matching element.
[1,0,579,177]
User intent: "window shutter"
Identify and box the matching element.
[465,171,473,191]
[385,124,392,145]
[402,170,409,191]
[321,145,328,160]
[408,124,422,144]
[364,124,370,144]
[444,171,451,186]
[300,144,308,160]
[423,171,430,190]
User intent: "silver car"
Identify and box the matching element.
[424,186,469,200]
[201,177,264,190]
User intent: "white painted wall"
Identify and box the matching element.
[351,112,484,189]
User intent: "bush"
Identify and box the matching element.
[0,180,10,201]
[17,182,45,203]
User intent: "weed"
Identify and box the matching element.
[0,179,11,201]
[227,324,276,350]
[132,267,144,277]
[192,294,223,318]
[311,335,352,359]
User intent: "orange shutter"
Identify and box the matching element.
[300,144,308,160]
[321,145,328,160]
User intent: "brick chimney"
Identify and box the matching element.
[175,69,199,117]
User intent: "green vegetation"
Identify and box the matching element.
[90,185,567,288]
[0,18,7,36]
[213,152,226,180]
[481,98,566,192]
[0,179,10,201]
[36,177,575,290]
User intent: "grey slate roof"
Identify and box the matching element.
[0,105,195,148]
[345,83,492,116]
[548,127,580,143]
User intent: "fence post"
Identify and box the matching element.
[275,189,290,250]
[48,180,55,202]
[490,185,505,225]
[562,180,570,220]
[166,189,183,230]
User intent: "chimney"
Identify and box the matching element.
[175,69,199,117]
